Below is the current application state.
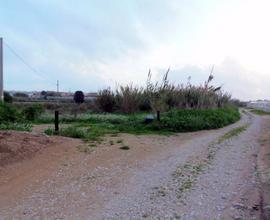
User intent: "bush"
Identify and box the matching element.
[95,88,116,113]
[0,103,19,122]
[22,104,45,121]
[94,70,232,115]
[59,126,87,139]
[0,103,33,132]
[115,85,142,114]
[4,92,13,103]
[148,107,240,132]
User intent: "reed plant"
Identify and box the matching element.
[95,69,232,114]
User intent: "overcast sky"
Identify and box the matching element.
[1,0,269,100]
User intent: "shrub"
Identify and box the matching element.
[94,69,233,114]
[0,103,19,122]
[4,92,13,103]
[59,126,86,139]
[44,128,55,135]
[115,85,142,114]
[138,93,152,111]
[119,145,130,150]
[148,107,240,132]
[22,104,45,121]
[95,88,116,113]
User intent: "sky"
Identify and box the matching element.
[0,0,270,101]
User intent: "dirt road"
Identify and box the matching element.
[0,111,269,219]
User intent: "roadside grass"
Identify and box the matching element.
[0,123,32,132]
[169,123,249,198]
[42,107,240,142]
[242,109,248,115]
[250,109,270,116]
[35,112,148,124]
[116,139,123,144]
[218,125,248,143]
[76,144,96,154]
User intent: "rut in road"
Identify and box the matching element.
[0,111,268,220]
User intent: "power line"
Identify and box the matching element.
[3,41,55,86]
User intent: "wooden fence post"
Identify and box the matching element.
[55,110,59,134]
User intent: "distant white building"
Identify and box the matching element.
[247,100,270,112]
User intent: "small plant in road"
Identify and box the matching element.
[119,145,130,150]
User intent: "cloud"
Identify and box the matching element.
[1,0,270,101]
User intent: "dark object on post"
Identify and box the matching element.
[55,111,59,134]
[145,114,154,124]
[157,110,160,121]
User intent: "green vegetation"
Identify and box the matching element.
[44,128,54,135]
[76,144,95,153]
[48,107,239,141]
[179,179,194,193]
[170,123,248,198]
[0,103,19,122]
[0,122,32,131]
[22,104,45,121]
[0,103,32,132]
[218,125,248,143]
[1,73,241,135]
[4,92,13,103]
[148,107,240,132]
[95,72,233,116]
[116,139,123,143]
[119,145,130,150]
[250,109,270,115]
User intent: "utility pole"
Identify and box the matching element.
[0,38,3,102]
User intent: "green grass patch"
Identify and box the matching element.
[43,107,240,141]
[0,122,32,132]
[250,109,270,115]
[148,107,240,132]
[179,179,194,193]
[116,139,123,144]
[218,125,248,143]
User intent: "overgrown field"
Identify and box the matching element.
[44,107,240,141]
[1,73,241,137]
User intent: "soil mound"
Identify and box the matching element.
[0,131,53,167]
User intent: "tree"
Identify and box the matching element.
[14,92,28,98]
[73,91,85,104]
[41,90,47,96]
[4,92,13,103]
